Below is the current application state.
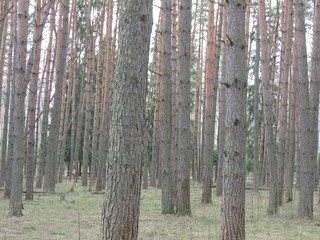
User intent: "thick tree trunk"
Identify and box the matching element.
[99,0,152,238]
[8,0,29,217]
[295,0,314,219]
[43,0,69,193]
[176,0,191,216]
[220,0,247,239]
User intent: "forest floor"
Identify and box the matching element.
[0,180,320,240]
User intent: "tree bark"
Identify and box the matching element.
[176,0,191,216]
[160,0,175,214]
[253,16,261,193]
[95,0,113,191]
[8,0,29,217]
[201,0,216,204]
[25,0,43,200]
[36,6,55,188]
[43,0,69,193]
[220,0,247,239]
[0,5,8,187]
[310,0,320,189]
[4,3,16,199]
[82,1,94,187]
[295,0,314,219]
[89,1,105,189]
[258,0,278,215]
[99,0,152,238]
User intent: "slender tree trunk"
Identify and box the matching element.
[36,7,55,188]
[310,0,320,189]
[151,17,162,188]
[253,16,261,193]
[99,0,152,238]
[220,0,247,239]
[202,0,216,204]
[4,4,16,199]
[259,0,278,215]
[8,0,29,217]
[160,0,174,214]
[285,51,296,202]
[190,0,199,180]
[68,0,78,179]
[176,0,191,216]
[26,0,43,200]
[0,8,8,187]
[277,0,293,206]
[89,1,105,189]
[295,0,314,219]
[215,1,225,197]
[193,17,203,183]
[0,2,8,122]
[171,0,178,199]
[82,2,94,187]
[43,0,69,193]
[95,0,113,191]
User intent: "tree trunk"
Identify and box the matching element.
[36,7,55,188]
[285,47,296,202]
[82,2,94,187]
[0,6,8,187]
[160,0,175,214]
[4,3,16,199]
[295,0,314,219]
[310,0,320,189]
[220,0,247,239]
[215,1,225,197]
[26,0,43,200]
[258,0,278,215]
[99,0,152,238]
[202,0,216,204]
[253,16,261,193]
[89,1,105,189]
[151,17,162,188]
[176,0,191,216]
[171,0,178,199]
[43,0,69,193]
[95,0,113,191]
[277,0,293,206]
[8,0,29,217]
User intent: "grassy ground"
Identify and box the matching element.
[0,180,319,240]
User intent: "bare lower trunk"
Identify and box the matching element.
[43,0,69,193]
[176,0,191,216]
[295,0,314,219]
[8,0,29,217]
[99,0,152,238]
[220,0,247,239]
